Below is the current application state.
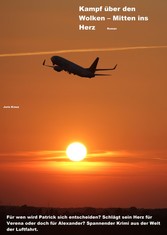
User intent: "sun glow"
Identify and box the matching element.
[66,142,87,162]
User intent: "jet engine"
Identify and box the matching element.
[54,66,62,72]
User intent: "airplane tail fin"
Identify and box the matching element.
[88,57,99,73]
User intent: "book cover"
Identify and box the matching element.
[0,0,167,234]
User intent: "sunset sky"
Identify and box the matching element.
[0,0,167,208]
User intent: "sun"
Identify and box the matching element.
[66,142,87,162]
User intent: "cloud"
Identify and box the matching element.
[0,149,167,164]
[0,46,167,58]
[0,150,66,163]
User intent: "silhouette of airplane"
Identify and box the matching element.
[43,56,117,78]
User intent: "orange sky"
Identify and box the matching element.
[0,0,167,208]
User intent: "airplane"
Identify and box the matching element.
[43,56,117,78]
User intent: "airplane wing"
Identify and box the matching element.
[96,64,117,71]
[42,59,54,68]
